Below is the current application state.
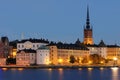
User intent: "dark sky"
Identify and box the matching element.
[0,0,120,45]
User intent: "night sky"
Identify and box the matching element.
[0,0,120,45]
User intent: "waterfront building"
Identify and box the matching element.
[36,45,50,65]
[17,38,49,51]
[86,40,107,59]
[16,49,36,66]
[106,45,120,64]
[0,37,10,58]
[98,40,107,58]
[48,40,89,65]
[83,7,94,45]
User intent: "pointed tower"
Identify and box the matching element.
[83,6,94,45]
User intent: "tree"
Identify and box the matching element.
[89,54,106,64]
[69,55,76,64]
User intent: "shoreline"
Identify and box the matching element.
[0,65,119,69]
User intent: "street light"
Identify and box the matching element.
[113,57,118,66]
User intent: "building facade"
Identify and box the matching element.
[36,45,50,65]
[49,41,89,65]
[16,49,36,66]
[17,39,49,51]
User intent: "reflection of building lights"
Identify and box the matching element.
[100,67,104,70]
[18,68,24,71]
[78,68,82,70]
[48,68,52,71]
[2,68,7,71]
[88,68,93,71]
[58,68,63,71]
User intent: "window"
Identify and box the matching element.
[22,45,24,48]
[33,45,35,47]
[37,45,39,48]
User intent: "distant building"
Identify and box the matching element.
[83,7,94,45]
[17,38,49,51]
[86,40,107,58]
[0,36,10,58]
[48,40,89,65]
[36,45,50,65]
[16,49,36,66]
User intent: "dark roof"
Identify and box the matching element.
[9,40,19,48]
[18,38,49,43]
[38,45,49,50]
[85,44,99,47]
[17,49,36,53]
[107,44,120,48]
[98,40,106,47]
[48,42,89,50]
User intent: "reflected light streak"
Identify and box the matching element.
[88,68,93,71]
[2,68,7,71]
[18,68,24,71]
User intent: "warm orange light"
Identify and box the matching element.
[2,68,7,71]
[88,61,92,64]
[100,61,104,64]
[113,57,117,61]
[58,59,63,63]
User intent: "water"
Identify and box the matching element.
[0,67,120,80]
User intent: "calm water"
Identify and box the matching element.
[0,67,120,80]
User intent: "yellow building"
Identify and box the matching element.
[49,41,89,65]
[107,45,120,64]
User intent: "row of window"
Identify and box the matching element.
[17,44,40,48]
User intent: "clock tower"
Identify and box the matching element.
[83,6,94,45]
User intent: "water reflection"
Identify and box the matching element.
[111,67,119,80]
[58,68,63,80]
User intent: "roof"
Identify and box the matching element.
[38,45,49,50]
[48,42,89,50]
[107,44,120,48]
[18,38,49,43]
[17,49,36,53]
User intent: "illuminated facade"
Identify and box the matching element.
[16,49,36,66]
[36,45,50,65]
[83,7,94,45]
[107,45,120,60]
[49,41,89,65]
[87,40,107,58]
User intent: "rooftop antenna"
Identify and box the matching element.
[21,32,24,40]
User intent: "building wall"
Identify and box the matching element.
[107,47,120,60]
[49,46,89,65]
[16,51,36,66]
[17,41,48,51]
[49,46,58,65]
[88,47,107,58]
[36,49,50,65]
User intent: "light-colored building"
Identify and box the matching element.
[49,41,89,65]
[16,49,36,66]
[86,40,107,58]
[17,39,49,51]
[36,45,50,65]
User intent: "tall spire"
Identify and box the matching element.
[86,6,90,29]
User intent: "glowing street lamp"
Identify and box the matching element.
[58,59,63,64]
[113,57,118,66]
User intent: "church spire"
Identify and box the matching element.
[86,6,91,29]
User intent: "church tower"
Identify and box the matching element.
[83,6,94,45]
